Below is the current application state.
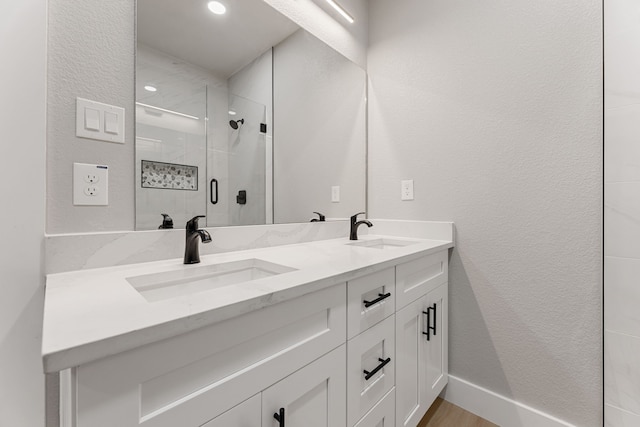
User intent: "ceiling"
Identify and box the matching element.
[137,0,300,78]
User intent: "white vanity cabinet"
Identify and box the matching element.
[64,284,347,427]
[345,251,449,427]
[58,248,450,427]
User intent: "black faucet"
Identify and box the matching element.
[350,212,373,240]
[184,215,212,264]
[310,212,326,222]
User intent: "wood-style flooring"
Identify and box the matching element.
[418,398,499,427]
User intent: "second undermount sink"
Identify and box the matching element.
[347,238,419,250]
[126,259,296,302]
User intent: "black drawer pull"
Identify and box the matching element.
[422,303,437,341]
[363,357,391,380]
[274,408,285,427]
[363,292,391,308]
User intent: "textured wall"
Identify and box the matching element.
[47,0,135,233]
[0,0,46,425]
[604,0,640,423]
[367,0,602,425]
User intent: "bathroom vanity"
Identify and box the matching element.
[43,227,452,427]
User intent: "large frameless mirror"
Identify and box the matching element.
[135,0,366,230]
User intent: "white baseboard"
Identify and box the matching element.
[441,375,575,427]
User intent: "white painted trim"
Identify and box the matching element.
[441,375,576,427]
[59,369,76,427]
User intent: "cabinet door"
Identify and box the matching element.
[423,283,448,406]
[395,295,428,427]
[201,394,260,427]
[395,284,449,427]
[262,345,346,427]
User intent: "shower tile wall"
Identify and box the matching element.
[605,0,640,424]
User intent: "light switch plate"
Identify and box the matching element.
[76,98,125,144]
[73,163,108,206]
[331,186,340,203]
[401,180,414,201]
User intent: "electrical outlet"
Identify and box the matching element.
[74,163,108,205]
[84,186,99,196]
[331,186,340,203]
[84,173,99,183]
[401,180,414,201]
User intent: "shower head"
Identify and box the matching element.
[229,118,244,130]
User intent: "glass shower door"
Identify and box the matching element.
[210,94,267,226]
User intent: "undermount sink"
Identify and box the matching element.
[347,238,419,250]
[126,259,296,302]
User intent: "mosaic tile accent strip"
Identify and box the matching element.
[141,160,198,191]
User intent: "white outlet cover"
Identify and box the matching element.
[331,185,340,203]
[401,180,414,201]
[73,163,108,206]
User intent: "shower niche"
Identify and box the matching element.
[135,0,366,230]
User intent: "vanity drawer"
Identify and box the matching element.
[353,388,396,427]
[73,284,346,427]
[395,251,448,310]
[347,315,395,427]
[347,268,395,339]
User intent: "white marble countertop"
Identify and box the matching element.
[42,234,453,373]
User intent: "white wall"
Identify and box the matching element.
[604,0,640,423]
[47,0,135,233]
[368,1,602,426]
[0,0,46,426]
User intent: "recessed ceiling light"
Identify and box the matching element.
[144,85,157,92]
[208,1,226,15]
[326,0,354,24]
[228,110,236,116]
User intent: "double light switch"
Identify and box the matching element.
[76,98,125,144]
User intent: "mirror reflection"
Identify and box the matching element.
[135,0,366,230]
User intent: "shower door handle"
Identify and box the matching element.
[210,179,218,204]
